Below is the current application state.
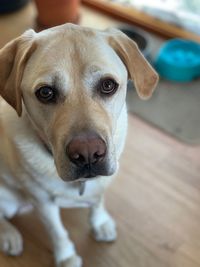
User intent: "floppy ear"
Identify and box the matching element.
[103,28,159,99]
[0,30,36,116]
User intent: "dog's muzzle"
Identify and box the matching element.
[66,131,111,180]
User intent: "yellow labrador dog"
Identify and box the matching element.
[0,24,158,267]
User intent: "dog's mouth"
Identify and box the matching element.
[57,158,116,184]
[76,176,99,182]
[72,163,112,181]
[67,165,112,196]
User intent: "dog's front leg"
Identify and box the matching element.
[89,197,117,242]
[37,202,82,267]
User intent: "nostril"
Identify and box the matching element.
[69,153,86,165]
[72,153,80,160]
[93,150,106,162]
[94,152,100,159]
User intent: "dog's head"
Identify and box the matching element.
[0,24,158,182]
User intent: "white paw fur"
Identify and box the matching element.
[0,219,23,256]
[57,254,82,267]
[92,215,117,242]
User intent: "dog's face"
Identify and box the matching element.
[0,24,158,182]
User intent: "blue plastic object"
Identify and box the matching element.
[155,39,200,82]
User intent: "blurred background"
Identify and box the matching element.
[0,1,200,267]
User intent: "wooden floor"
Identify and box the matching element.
[1,3,200,267]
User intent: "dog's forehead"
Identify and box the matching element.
[34,25,121,70]
[23,24,127,91]
[37,25,101,57]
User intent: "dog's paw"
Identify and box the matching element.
[92,216,117,242]
[0,219,23,256]
[57,254,82,267]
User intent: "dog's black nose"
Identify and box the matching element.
[67,132,106,168]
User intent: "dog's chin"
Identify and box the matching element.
[58,164,117,183]
[75,176,100,182]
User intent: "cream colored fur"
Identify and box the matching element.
[0,24,158,267]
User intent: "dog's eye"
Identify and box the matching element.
[99,78,119,96]
[35,86,56,103]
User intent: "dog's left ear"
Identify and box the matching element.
[103,28,159,99]
[0,29,36,116]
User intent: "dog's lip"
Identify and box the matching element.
[69,165,116,182]
[75,176,99,182]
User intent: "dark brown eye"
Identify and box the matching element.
[100,78,119,96]
[35,86,56,103]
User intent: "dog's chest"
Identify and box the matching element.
[35,176,111,208]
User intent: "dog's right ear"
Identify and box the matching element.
[0,30,36,116]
